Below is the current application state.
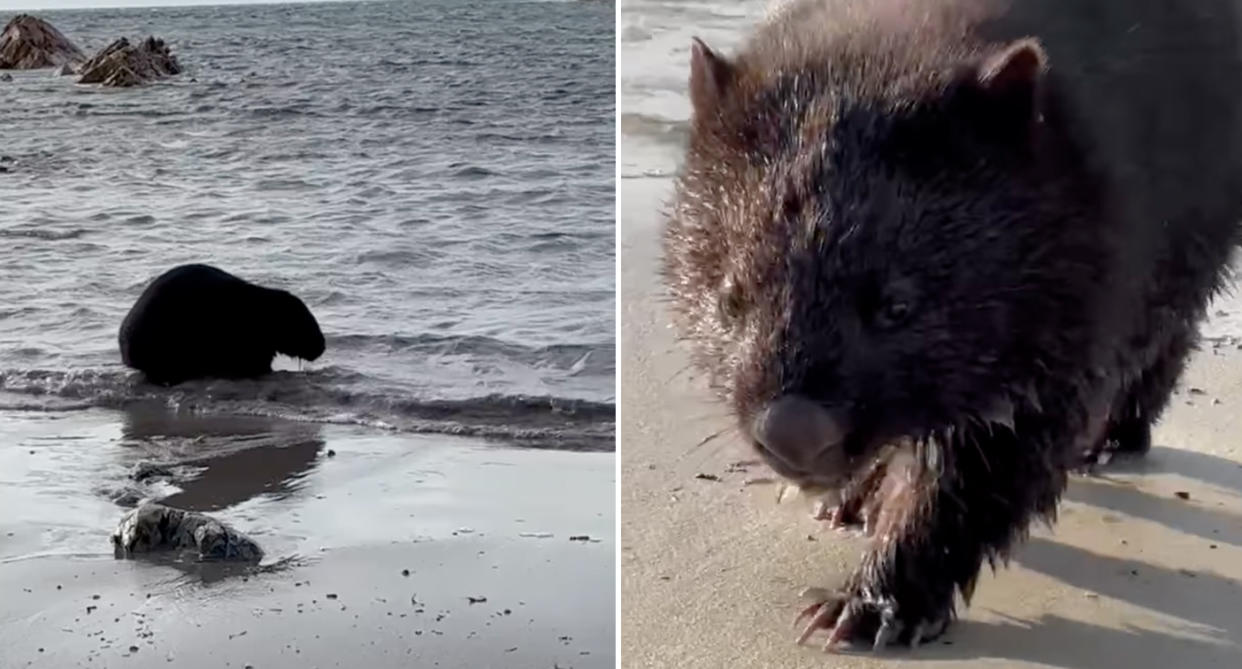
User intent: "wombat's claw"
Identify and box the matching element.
[1073,446,1113,477]
[811,499,834,520]
[812,502,849,530]
[814,500,868,534]
[794,591,947,652]
[793,593,881,651]
[794,601,833,642]
[793,597,849,649]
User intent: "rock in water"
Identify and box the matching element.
[112,503,264,562]
[77,36,181,87]
[0,14,86,70]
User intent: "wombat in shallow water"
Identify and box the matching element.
[664,0,1242,651]
[119,264,325,386]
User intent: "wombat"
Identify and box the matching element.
[119,264,325,386]
[663,0,1242,651]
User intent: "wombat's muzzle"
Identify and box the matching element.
[751,395,850,481]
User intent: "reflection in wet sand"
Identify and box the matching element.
[117,402,325,512]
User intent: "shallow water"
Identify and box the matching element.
[619,0,767,178]
[0,0,615,449]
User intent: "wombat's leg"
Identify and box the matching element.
[1075,393,1115,470]
[797,431,1062,652]
[1106,327,1194,455]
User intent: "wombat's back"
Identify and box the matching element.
[760,0,1242,237]
[749,0,1242,346]
[984,0,1242,303]
[118,265,279,384]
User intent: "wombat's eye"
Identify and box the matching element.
[718,280,746,325]
[876,297,912,329]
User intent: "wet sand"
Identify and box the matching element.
[619,175,1242,668]
[0,406,614,668]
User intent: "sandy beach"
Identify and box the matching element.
[0,407,615,669]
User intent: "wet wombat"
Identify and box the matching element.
[120,264,325,386]
[664,0,1242,651]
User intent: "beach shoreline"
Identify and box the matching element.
[0,406,615,668]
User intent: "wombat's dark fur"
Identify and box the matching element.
[663,0,1242,650]
[119,264,325,386]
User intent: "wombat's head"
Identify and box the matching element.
[665,33,1100,489]
[267,289,326,362]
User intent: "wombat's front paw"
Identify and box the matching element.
[1077,416,1152,474]
[793,587,950,652]
[1106,414,1152,455]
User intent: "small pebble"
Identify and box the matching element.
[401,569,410,577]
[695,473,720,482]
[326,449,336,457]
[326,593,338,600]
[799,586,831,601]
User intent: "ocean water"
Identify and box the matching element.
[619,0,768,178]
[0,0,615,449]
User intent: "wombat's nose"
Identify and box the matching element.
[751,395,847,468]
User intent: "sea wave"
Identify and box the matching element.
[0,367,615,451]
[326,332,614,375]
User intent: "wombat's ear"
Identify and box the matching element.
[975,38,1047,114]
[690,37,734,115]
